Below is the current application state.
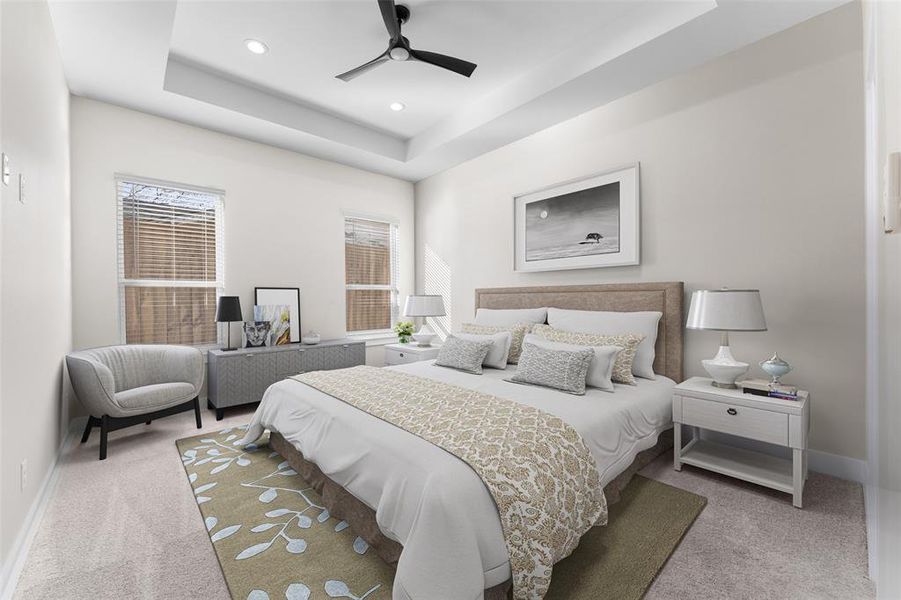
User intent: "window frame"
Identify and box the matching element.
[343,213,400,338]
[115,174,225,348]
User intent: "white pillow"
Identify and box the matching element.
[546,308,662,380]
[454,331,512,370]
[523,334,621,391]
[474,307,547,326]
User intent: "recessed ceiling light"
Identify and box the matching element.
[244,39,268,55]
[390,102,405,112]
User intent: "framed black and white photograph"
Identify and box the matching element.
[514,163,640,272]
[254,287,301,343]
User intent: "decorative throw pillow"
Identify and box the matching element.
[454,331,512,369]
[461,322,532,363]
[506,340,594,395]
[547,308,662,380]
[435,335,493,374]
[523,334,621,392]
[531,324,644,385]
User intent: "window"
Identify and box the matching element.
[345,216,399,334]
[117,177,224,346]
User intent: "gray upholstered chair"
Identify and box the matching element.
[66,345,204,460]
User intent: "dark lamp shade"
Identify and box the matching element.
[215,296,243,323]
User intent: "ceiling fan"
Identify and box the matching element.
[336,0,477,82]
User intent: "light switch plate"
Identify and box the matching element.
[2,153,9,186]
[18,173,26,204]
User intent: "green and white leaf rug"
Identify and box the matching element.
[177,426,705,600]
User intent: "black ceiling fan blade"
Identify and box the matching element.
[378,0,401,41]
[410,49,477,77]
[336,52,390,81]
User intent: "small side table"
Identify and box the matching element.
[673,376,810,508]
[384,343,440,366]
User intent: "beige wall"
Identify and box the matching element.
[864,0,901,596]
[415,4,866,460]
[0,0,72,568]
[70,98,414,368]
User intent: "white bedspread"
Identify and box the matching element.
[241,361,674,600]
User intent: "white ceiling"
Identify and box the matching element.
[169,1,639,139]
[49,0,849,181]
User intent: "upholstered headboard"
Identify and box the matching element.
[474,282,684,382]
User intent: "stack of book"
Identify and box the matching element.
[741,379,800,401]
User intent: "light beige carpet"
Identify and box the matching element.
[177,427,706,600]
[10,407,874,599]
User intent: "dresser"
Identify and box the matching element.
[384,343,440,366]
[208,339,365,420]
[673,377,810,508]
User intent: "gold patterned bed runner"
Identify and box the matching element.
[290,366,607,600]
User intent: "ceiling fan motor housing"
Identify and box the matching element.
[395,4,410,24]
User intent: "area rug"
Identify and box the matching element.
[177,426,706,600]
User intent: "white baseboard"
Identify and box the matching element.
[700,429,868,483]
[0,417,83,600]
[865,484,879,584]
[807,448,869,484]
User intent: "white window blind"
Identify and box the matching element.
[117,178,224,346]
[345,216,399,333]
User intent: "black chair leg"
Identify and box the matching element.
[145,420,151,425]
[99,415,109,461]
[193,397,202,429]
[80,417,95,444]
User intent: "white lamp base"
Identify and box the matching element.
[411,325,437,347]
[701,344,749,389]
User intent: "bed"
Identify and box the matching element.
[241,282,684,600]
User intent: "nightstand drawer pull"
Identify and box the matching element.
[727,408,738,416]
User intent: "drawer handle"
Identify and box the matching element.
[726,408,738,416]
[245,354,253,359]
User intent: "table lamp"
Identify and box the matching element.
[686,288,767,388]
[403,295,446,347]
[216,296,243,351]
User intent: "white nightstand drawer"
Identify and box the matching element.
[682,396,788,446]
[385,347,422,365]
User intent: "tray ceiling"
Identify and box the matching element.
[49,0,848,181]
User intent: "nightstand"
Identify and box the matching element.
[673,376,810,508]
[384,343,440,366]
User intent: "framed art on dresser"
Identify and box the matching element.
[513,163,640,272]
[254,287,301,344]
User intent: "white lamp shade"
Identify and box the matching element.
[686,289,767,331]
[403,295,446,317]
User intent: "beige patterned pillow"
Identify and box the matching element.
[461,322,532,363]
[531,324,644,385]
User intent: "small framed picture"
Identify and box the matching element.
[254,287,301,344]
[514,163,640,272]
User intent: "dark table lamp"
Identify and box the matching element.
[216,296,243,351]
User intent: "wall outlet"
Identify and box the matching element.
[20,459,27,492]
[18,173,26,204]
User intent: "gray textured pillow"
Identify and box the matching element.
[506,340,594,395]
[435,335,494,374]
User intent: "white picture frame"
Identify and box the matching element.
[514,163,640,272]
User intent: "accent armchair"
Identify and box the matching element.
[66,345,205,460]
